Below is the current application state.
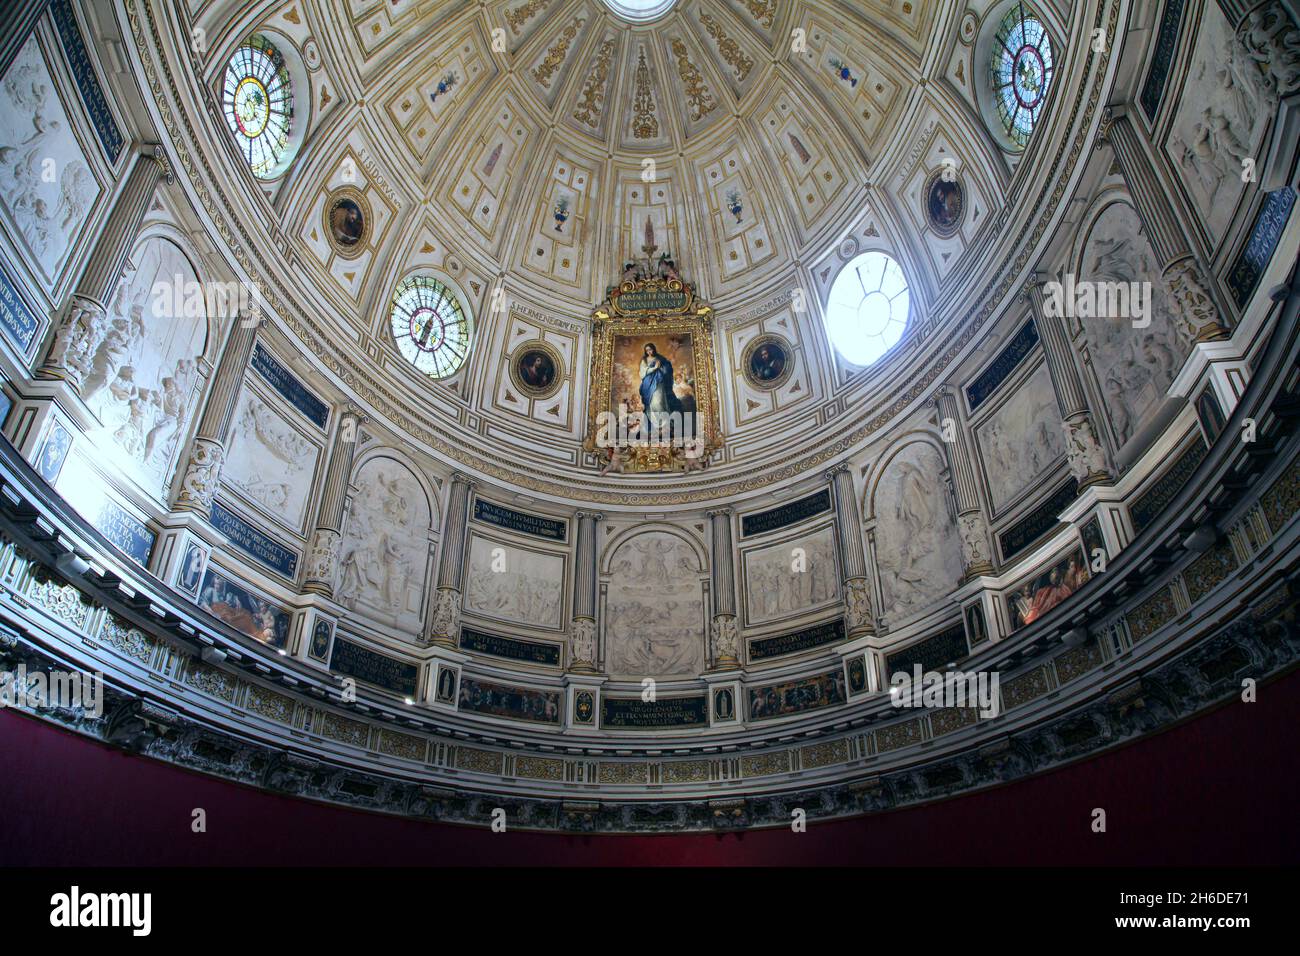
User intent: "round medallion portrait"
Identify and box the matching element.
[324,187,370,258]
[924,168,965,239]
[742,335,793,391]
[510,342,564,399]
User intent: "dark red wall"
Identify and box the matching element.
[2,670,1297,866]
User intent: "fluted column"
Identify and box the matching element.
[0,0,50,79]
[1028,277,1112,489]
[933,388,996,579]
[1101,107,1228,343]
[707,509,740,669]
[39,149,172,389]
[303,409,366,595]
[427,472,475,647]
[173,317,258,514]
[569,511,602,672]
[827,466,874,638]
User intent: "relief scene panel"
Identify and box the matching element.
[80,236,207,497]
[0,38,100,283]
[975,362,1066,513]
[604,531,705,677]
[1078,201,1192,451]
[741,525,839,626]
[221,389,320,531]
[336,456,433,633]
[872,441,963,619]
[463,534,565,630]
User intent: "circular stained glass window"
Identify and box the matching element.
[824,251,910,367]
[222,36,294,179]
[390,275,471,379]
[990,4,1054,149]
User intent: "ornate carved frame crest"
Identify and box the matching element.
[584,275,724,474]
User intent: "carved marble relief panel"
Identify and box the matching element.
[220,383,322,533]
[604,530,706,677]
[975,361,1066,514]
[871,440,963,620]
[80,235,208,499]
[741,524,839,627]
[0,36,102,285]
[1166,4,1270,244]
[336,454,434,634]
[463,533,565,631]
[1077,200,1191,452]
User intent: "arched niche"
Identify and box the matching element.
[336,449,438,637]
[600,524,708,678]
[80,231,215,500]
[865,433,963,622]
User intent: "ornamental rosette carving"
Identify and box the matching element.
[175,439,224,511]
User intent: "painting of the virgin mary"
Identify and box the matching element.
[639,342,682,434]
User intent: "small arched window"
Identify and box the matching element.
[389,274,472,379]
[824,251,910,367]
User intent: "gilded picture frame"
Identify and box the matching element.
[584,274,724,473]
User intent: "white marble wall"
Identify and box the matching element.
[604,530,705,676]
